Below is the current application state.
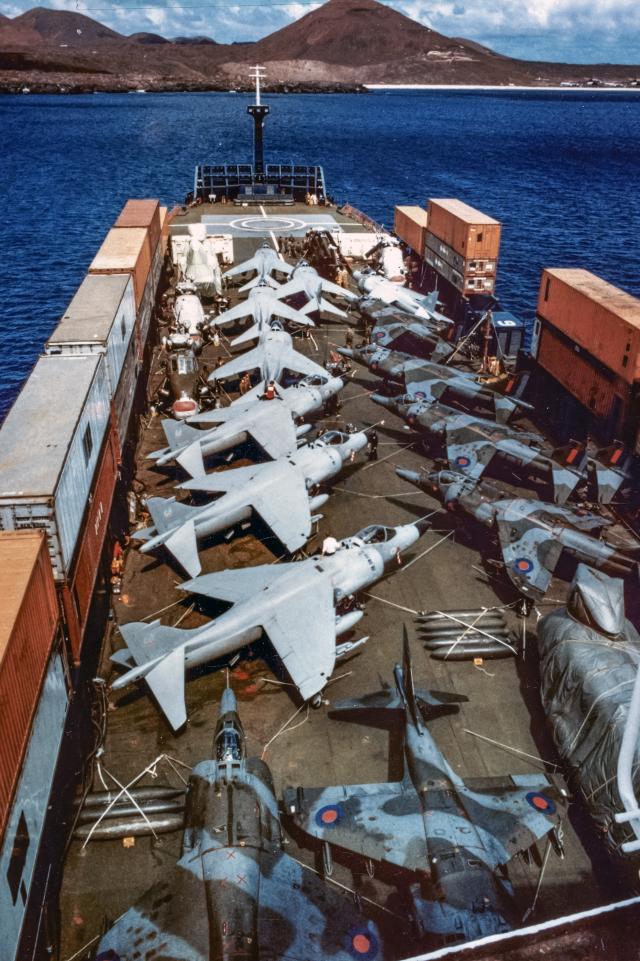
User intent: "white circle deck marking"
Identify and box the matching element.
[230,216,305,233]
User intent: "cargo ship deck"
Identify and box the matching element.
[56,202,632,960]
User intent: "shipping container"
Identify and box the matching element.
[89,227,152,310]
[424,247,464,292]
[59,425,118,659]
[0,650,68,961]
[394,206,428,255]
[159,205,169,257]
[114,199,161,256]
[537,269,640,385]
[0,532,61,841]
[44,274,136,398]
[537,325,622,424]
[113,334,139,450]
[427,198,501,261]
[0,355,111,581]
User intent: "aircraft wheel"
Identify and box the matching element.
[310,693,324,709]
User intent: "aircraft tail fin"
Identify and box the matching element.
[398,627,467,727]
[591,440,629,503]
[146,496,196,534]
[113,620,195,730]
[161,418,202,452]
[176,440,206,479]
[549,440,588,503]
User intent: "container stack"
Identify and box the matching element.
[531,268,640,446]
[394,205,429,256]
[0,531,69,955]
[0,197,165,660]
[424,198,501,297]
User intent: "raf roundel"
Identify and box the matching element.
[315,803,345,828]
[346,926,379,960]
[455,455,471,468]
[513,557,534,574]
[414,391,426,401]
[525,791,556,815]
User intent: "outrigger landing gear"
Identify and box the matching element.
[310,692,324,709]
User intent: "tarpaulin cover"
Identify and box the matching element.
[538,564,640,860]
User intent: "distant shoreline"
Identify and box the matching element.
[366,83,640,92]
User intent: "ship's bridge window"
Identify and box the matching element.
[357,525,397,544]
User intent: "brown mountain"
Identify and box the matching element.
[249,0,478,65]
[0,0,638,92]
[10,7,125,46]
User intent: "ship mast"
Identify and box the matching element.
[247,65,269,179]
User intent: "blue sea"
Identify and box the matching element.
[2,88,640,417]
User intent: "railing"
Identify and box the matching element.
[193,162,326,201]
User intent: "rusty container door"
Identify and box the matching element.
[0,531,60,839]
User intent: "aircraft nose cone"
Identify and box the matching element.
[336,347,354,359]
[220,687,237,715]
[414,516,432,536]
[370,394,394,409]
[395,467,422,487]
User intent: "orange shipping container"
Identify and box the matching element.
[427,199,501,261]
[537,269,640,386]
[537,326,621,421]
[0,531,60,838]
[89,227,152,310]
[394,205,428,254]
[115,199,161,258]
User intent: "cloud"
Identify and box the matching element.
[1,0,639,62]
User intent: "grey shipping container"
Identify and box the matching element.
[113,335,139,449]
[0,355,111,581]
[44,274,136,398]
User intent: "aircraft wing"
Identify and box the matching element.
[181,465,312,552]
[259,851,384,961]
[213,300,255,326]
[402,371,442,404]
[262,569,338,701]
[459,774,567,870]
[181,563,338,701]
[283,780,427,871]
[495,514,563,598]
[272,277,309,300]
[179,564,298,604]
[445,428,495,480]
[209,345,264,381]
[97,861,208,961]
[320,277,359,301]
[223,254,261,278]
[248,407,300,458]
[272,300,317,327]
[283,345,329,381]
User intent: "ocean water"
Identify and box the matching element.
[1,88,640,417]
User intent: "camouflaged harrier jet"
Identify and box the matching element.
[222,239,293,284]
[284,632,568,944]
[96,685,384,961]
[372,394,589,505]
[397,467,639,599]
[338,344,531,423]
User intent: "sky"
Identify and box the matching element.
[1,0,639,64]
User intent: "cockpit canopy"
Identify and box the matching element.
[317,430,349,446]
[355,524,398,544]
